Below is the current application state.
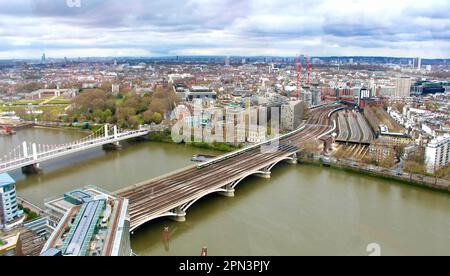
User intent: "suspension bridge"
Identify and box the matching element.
[0,125,154,174]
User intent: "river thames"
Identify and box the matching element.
[1,127,449,256]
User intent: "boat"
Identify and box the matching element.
[0,125,15,136]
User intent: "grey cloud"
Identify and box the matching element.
[0,0,448,58]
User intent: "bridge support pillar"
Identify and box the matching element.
[286,153,298,165]
[285,158,298,165]
[170,207,186,222]
[255,170,271,179]
[102,142,122,151]
[22,163,42,175]
[219,184,235,198]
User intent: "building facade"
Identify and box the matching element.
[281,100,304,131]
[425,136,450,173]
[395,77,412,98]
[0,173,23,230]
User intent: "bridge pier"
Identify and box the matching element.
[102,142,122,151]
[285,153,298,165]
[22,163,42,175]
[170,207,186,222]
[219,184,235,198]
[255,170,271,179]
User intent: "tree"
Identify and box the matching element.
[150,112,163,124]
[435,167,450,181]
[15,107,28,118]
[149,99,167,115]
[394,145,405,161]
[116,107,137,129]
[142,110,155,124]
[137,95,152,113]
[404,160,425,175]
[72,89,107,115]
[41,110,58,122]
[92,109,103,123]
[16,82,43,92]
[101,109,113,123]
[379,156,396,168]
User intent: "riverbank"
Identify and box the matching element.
[298,157,450,194]
[33,125,93,133]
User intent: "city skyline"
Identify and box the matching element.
[0,0,449,59]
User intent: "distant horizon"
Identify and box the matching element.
[1,54,450,62]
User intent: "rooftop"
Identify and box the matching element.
[42,187,130,256]
[429,135,450,146]
[0,173,15,188]
[0,233,19,254]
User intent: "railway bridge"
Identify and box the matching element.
[116,104,342,232]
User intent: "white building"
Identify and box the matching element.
[379,85,396,97]
[111,84,120,95]
[425,136,450,173]
[247,126,267,144]
[395,77,412,98]
[0,173,24,230]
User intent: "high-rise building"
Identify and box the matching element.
[300,90,313,107]
[281,100,304,131]
[0,173,24,230]
[225,56,230,67]
[413,57,421,70]
[311,87,322,106]
[395,77,412,98]
[425,136,450,173]
[41,53,46,64]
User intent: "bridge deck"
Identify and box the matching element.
[0,128,150,174]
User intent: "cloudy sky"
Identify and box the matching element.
[0,0,449,59]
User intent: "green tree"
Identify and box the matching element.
[142,110,155,124]
[150,112,163,124]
